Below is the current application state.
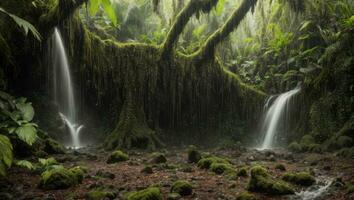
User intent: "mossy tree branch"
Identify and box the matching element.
[161,0,219,59]
[39,0,88,33]
[195,0,258,61]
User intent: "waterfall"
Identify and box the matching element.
[259,86,301,149]
[51,27,83,148]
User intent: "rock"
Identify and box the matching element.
[124,187,163,200]
[237,167,248,177]
[106,150,129,164]
[86,188,116,200]
[141,166,153,174]
[275,164,286,171]
[167,193,181,200]
[171,180,193,196]
[236,192,256,200]
[187,146,202,163]
[197,156,229,169]
[282,172,316,186]
[96,170,115,179]
[149,153,167,164]
[248,165,294,195]
[38,168,80,189]
[210,163,234,175]
[44,138,66,154]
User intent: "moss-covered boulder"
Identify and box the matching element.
[86,189,116,200]
[237,167,248,177]
[236,192,256,200]
[337,136,353,148]
[248,166,294,195]
[197,156,229,169]
[149,152,167,164]
[171,180,193,196]
[124,187,163,200]
[210,163,234,175]
[187,146,202,163]
[39,168,80,189]
[44,138,66,154]
[167,193,181,200]
[282,172,316,186]
[275,164,286,171]
[141,165,153,174]
[107,150,129,164]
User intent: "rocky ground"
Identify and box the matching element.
[0,146,353,200]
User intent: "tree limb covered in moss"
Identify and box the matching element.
[196,0,258,60]
[39,0,88,32]
[161,0,219,59]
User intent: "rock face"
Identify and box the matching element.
[171,180,193,196]
[106,150,129,164]
[38,167,83,190]
[124,187,163,200]
[247,166,294,195]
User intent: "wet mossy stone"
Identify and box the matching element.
[210,163,234,175]
[187,148,202,163]
[39,168,79,189]
[275,164,286,171]
[236,192,256,200]
[107,150,129,164]
[171,180,193,196]
[149,153,167,164]
[124,187,163,200]
[248,166,294,195]
[44,138,65,154]
[86,189,116,200]
[237,167,248,177]
[282,172,316,186]
[197,156,229,169]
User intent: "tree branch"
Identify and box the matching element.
[196,0,258,61]
[160,0,219,59]
[39,0,88,32]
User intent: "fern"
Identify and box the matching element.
[15,160,35,170]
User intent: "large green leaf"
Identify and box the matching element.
[15,123,37,145]
[89,0,102,16]
[0,7,41,41]
[101,0,118,26]
[0,134,13,176]
[16,102,34,121]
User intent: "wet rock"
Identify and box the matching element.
[107,150,129,164]
[96,170,115,179]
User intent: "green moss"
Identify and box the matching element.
[301,135,315,144]
[347,183,354,194]
[107,150,129,164]
[275,164,286,171]
[124,187,163,200]
[167,193,181,200]
[44,138,65,154]
[86,189,116,200]
[150,153,167,164]
[69,166,86,183]
[337,147,354,158]
[236,192,256,200]
[39,168,79,189]
[171,180,193,196]
[271,181,294,195]
[197,156,229,169]
[288,142,303,153]
[250,166,268,177]
[282,172,316,186]
[187,146,201,163]
[237,167,248,177]
[141,165,153,174]
[337,136,353,148]
[210,163,234,175]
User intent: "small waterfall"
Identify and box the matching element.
[51,27,83,148]
[260,86,301,149]
[292,178,333,200]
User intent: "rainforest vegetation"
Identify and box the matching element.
[0,0,353,199]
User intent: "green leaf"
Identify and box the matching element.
[0,134,13,176]
[89,0,101,16]
[16,160,35,170]
[101,0,118,26]
[15,102,34,121]
[0,7,42,41]
[215,0,226,16]
[15,123,37,145]
[299,20,312,31]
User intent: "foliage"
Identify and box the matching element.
[0,7,41,41]
[89,0,118,26]
[15,160,35,170]
[0,134,12,176]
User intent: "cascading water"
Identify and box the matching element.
[51,27,83,148]
[259,86,301,149]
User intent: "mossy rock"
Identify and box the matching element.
[167,193,181,200]
[236,192,256,200]
[141,165,153,174]
[39,168,79,189]
[288,142,304,153]
[171,180,193,196]
[337,147,354,158]
[282,172,316,186]
[237,167,248,177]
[107,150,129,164]
[197,156,229,169]
[210,163,234,175]
[187,146,202,163]
[275,164,286,171]
[44,138,65,154]
[248,166,294,195]
[124,187,163,200]
[347,184,354,194]
[149,153,167,164]
[337,136,353,148]
[69,166,86,183]
[86,189,116,200]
